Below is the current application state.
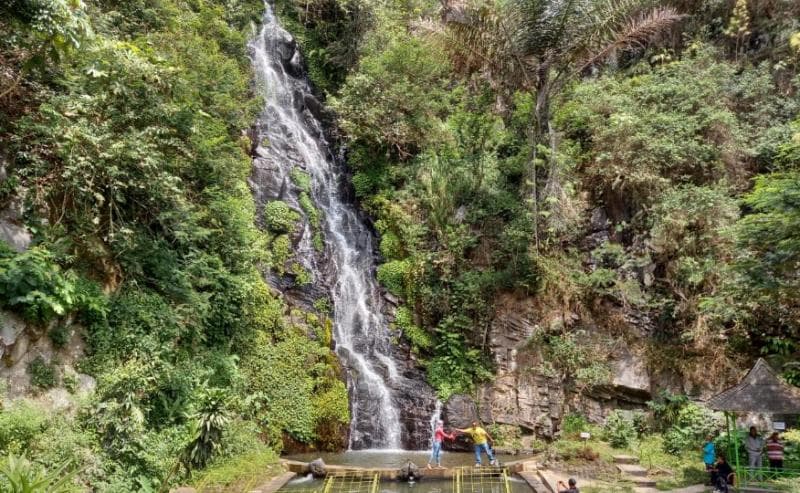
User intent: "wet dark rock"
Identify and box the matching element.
[398,462,420,481]
[589,207,610,232]
[303,93,324,120]
[308,458,326,478]
[274,30,297,65]
[287,50,304,77]
[441,394,480,452]
[383,292,400,306]
[443,394,480,428]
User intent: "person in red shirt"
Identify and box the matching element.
[427,420,455,469]
[765,432,784,469]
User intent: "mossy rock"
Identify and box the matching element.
[264,201,300,233]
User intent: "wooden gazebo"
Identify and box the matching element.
[707,358,800,488]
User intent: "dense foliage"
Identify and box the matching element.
[1,0,347,489]
[2,0,800,489]
[287,0,800,398]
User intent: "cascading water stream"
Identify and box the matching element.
[249,2,424,449]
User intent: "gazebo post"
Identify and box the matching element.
[726,412,741,487]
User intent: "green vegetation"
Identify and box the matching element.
[3,0,800,489]
[264,200,301,233]
[191,449,282,492]
[1,0,346,489]
[0,454,78,493]
[26,356,57,390]
[286,0,800,399]
[550,400,799,490]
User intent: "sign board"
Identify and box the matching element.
[580,432,591,440]
[773,421,786,431]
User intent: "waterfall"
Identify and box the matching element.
[248,2,439,449]
[429,401,443,449]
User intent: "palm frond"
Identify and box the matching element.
[576,5,683,72]
[433,2,534,89]
[506,0,580,58]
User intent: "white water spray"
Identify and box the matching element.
[250,2,402,449]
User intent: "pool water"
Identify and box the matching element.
[280,475,535,493]
[280,451,536,493]
[285,451,527,469]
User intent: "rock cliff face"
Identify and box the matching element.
[441,293,661,443]
[0,190,95,409]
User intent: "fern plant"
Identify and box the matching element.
[0,454,78,493]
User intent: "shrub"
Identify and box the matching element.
[27,356,58,390]
[562,413,590,437]
[241,331,343,445]
[84,288,179,370]
[783,429,800,468]
[270,234,292,274]
[376,259,410,297]
[379,231,403,260]
[0,454,78,493]
[486,424,522,449]
[647,390,690,431]
[311,379,350,451]
[662,403,724,454]
[263,201,299,233]
[603,410,637,448]
[48,324,71,349]
[290,168,311,192]
[394,306,432,350]
[426,321,492,400]
[298,192,320,227]
[0,400,50,454]
[330,35,451,157]
[290,262,312,286]
[0,246,77,324]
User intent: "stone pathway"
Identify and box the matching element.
[612,454,658,491]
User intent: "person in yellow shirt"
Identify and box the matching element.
[456,421,497,466]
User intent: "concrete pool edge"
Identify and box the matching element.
[279,458,543,481]
[253,471,298,493]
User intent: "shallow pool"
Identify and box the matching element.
[284,450,528,469]
[280,474,535,493]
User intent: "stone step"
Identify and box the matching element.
[517,471,547,493]
[617,463,648,477]
[537,470,598,493]
[613,454,640,465]
[624,475,657,487]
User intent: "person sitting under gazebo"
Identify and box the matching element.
[711,454,735,493]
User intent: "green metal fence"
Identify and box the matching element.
[452,466,512,493]
[322,471,380,493]
[735,466,800,491]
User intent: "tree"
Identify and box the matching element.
[435,0,682,250]
[732,171,800,335]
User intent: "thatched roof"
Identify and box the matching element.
[707,358,800,414]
